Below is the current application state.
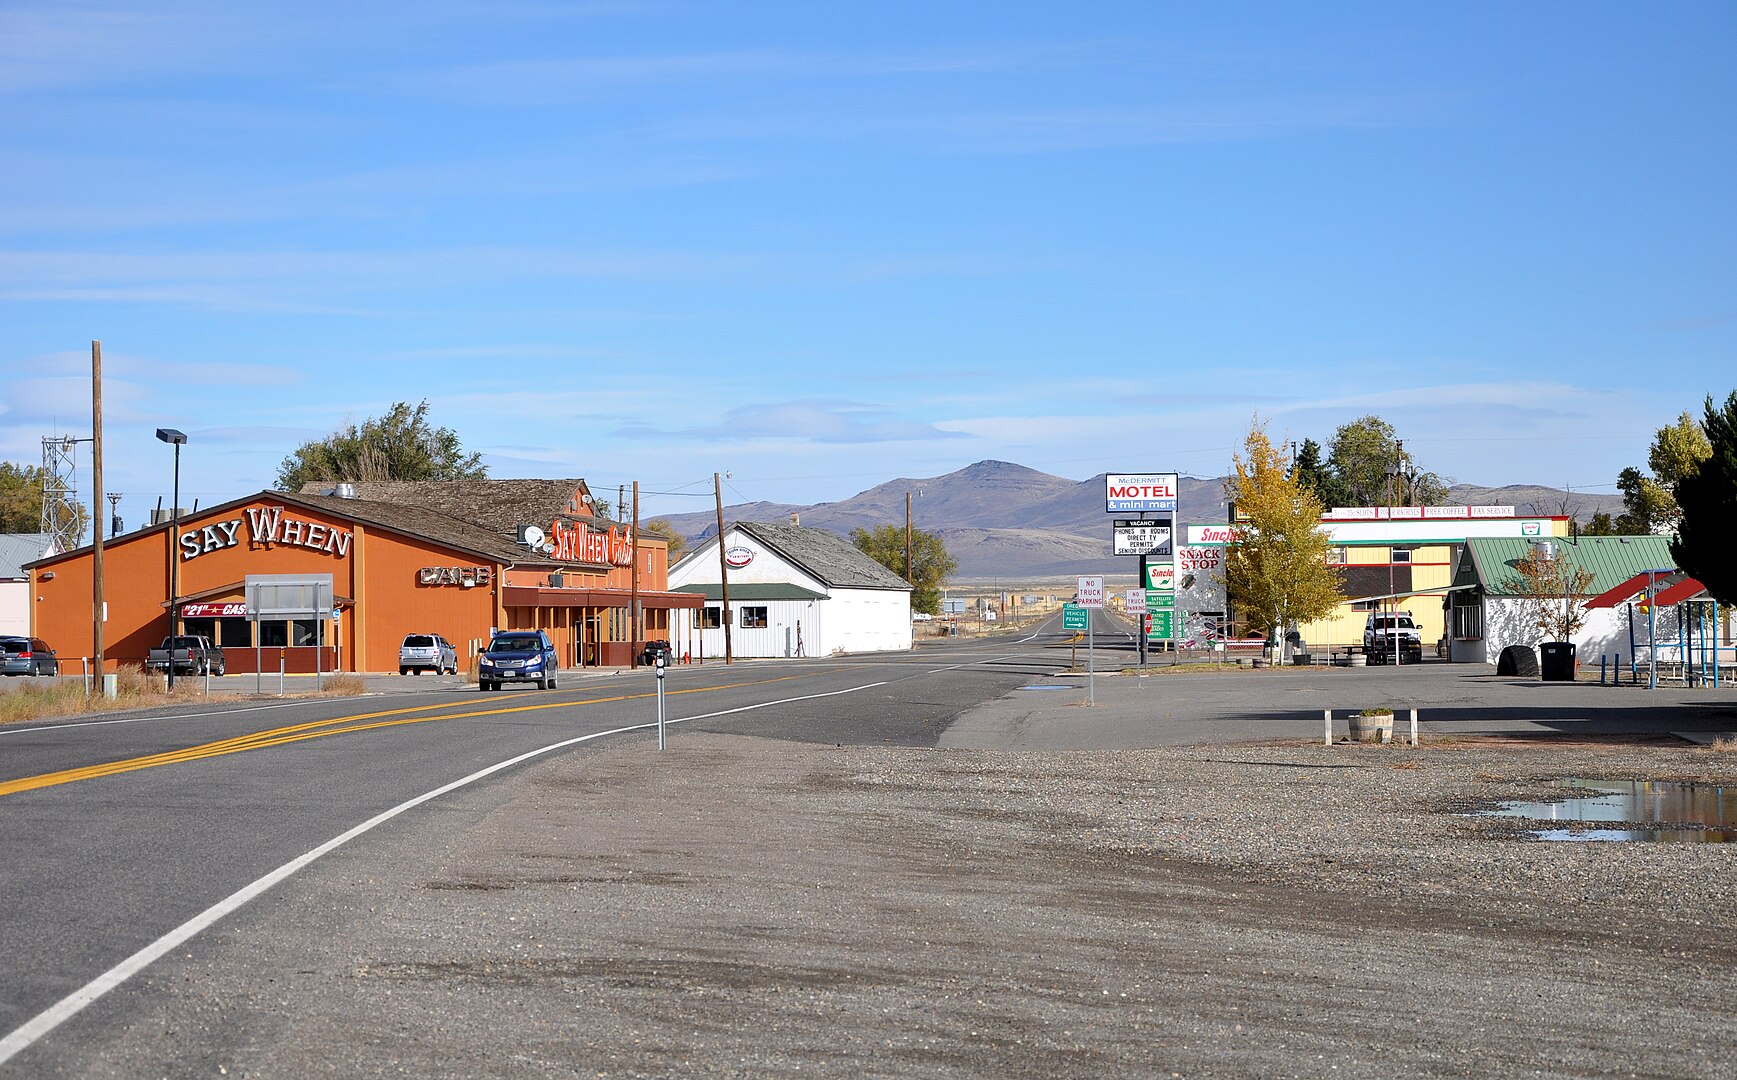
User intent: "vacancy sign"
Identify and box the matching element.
[1076,576,1106,608]
[1113,520,1173,556]
[1106,472,1179,514]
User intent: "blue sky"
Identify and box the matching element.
[3,1,1733,528]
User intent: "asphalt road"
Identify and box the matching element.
[0,616,1096,1070]
[6,606,1734,1075]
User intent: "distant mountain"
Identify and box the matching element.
[659,461,1626,583]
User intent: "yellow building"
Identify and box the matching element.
[1184,507,1571,653]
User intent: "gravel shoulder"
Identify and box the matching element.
[40,731,1737,1079]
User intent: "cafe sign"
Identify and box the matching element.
[547,520,635,567]
[418,566,494,587]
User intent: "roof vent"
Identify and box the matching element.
[790,512,800,526]
[334,482,357,499]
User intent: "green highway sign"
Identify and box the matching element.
[1062,604,1088,631]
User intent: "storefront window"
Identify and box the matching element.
[258,619,322,647]
[740,606,768,629]
[701,606,722,629]
[187,617,252,648]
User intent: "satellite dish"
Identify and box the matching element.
[539,542,555,556]
[519,525,545,548]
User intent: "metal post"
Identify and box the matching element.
[655,654,667,750]
[1324,709,1332,746]
[1409,708,1418,747]
[1087,610,1095,706]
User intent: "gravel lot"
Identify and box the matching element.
[49,731,1737,1079]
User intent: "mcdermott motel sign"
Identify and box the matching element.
[26,479,698,673]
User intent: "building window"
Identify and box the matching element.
[1325,547,1347,565]
[1451,596,1483,640]
[740,606,769,629]
[258,619,321,647]
[700,606,722,629]
[1352,599,1378,612]
[1391,547,1413,563]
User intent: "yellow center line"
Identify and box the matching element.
[0,668,841,798]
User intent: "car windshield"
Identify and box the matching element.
[403,635,435,648]
[488,636,541,653]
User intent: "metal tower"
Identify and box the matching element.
[39,434,86,550]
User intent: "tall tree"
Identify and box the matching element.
[0,461,89,539]
[1671,391,1737,605]
[641,518,687,561]
[1290,438,1349,509]
[1582,510,1618,536]
[1224,421,1344,659]
[275,400,487,490]
[1502,545,1597,643]
[1325,415,1449,506]
[851,524,955,615]
[1616,412,1711,533]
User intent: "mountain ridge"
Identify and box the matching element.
[657,460,1626,582]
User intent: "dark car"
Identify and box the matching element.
[478,630,558,691]
[639,639,673,667]
[0,636,58,677]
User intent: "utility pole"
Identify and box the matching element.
[91,341,105,674]
[714,472,733,663]
[905,491,913,584]
[630,480,641,667]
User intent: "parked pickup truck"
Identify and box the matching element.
[146,635,227,676]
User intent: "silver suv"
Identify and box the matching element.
[400,633,458,675]
[1363,613,1423,665]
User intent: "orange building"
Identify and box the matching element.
[26,479,698,673]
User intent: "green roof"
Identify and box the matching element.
[673,583,827,601]
[1459,535,1678,597]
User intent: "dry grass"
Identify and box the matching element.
[1711,735,1737,753]
[0,665,367,726]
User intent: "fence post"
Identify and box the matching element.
[1409,708,1418,747]
[1324,709,1332,746]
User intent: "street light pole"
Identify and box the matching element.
[156,428,187,689]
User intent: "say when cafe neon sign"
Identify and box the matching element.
[547,520,635,567]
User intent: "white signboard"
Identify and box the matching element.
[1106,472,1179,514]
[1124,589,1148,614]
[1076,575,1105,608]
[1113,523,1173,556]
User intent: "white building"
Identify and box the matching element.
[1,533,57,637]
[669,520,913,659]
[1446,534,1720,667]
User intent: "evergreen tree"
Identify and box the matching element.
[1671,391,1737,605]
[1290,438,1349,509]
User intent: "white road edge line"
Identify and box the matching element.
[0,679,886,1067]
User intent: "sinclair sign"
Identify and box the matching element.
[1106,473,1179,514]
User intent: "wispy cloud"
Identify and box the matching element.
[620,399,971,444]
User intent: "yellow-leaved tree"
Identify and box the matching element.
[1224,420,1344,661]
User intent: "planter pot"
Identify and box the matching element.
[1348,653,1367,667]
[1348,711,1394,744]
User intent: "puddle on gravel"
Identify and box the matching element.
[1484,779,1737,843]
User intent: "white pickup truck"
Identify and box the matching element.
[1363,613,1423,665]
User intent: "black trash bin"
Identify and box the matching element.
[1539,641,1576,681]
